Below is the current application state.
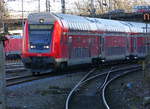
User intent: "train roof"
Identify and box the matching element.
[28,12,57,24]
[120,21,146,33]
[28,12,148,33]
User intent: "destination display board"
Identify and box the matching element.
[29,24,53,30]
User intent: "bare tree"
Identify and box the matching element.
[74,0,91,15]
[0,0,8,31]
[0,1,4,32]
[0,0,7,20]
[74,0,150,15]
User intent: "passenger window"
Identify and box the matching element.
[68,36,72,43]
[134,37,137,49]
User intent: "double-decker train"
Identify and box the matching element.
[132,5,150,13]
[22,12,150,74]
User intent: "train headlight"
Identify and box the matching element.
[30,45,36,49]
[39,19,44,23]
[44,46,49,49]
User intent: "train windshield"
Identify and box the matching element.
[29,24,53,51]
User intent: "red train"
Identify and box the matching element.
[22,12,150,74]
[5,34,22,60]
[132,6,150,13]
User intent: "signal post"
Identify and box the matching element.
[0,32,6,109]
[143,13,150,80]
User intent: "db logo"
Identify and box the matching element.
[37,54,42,57]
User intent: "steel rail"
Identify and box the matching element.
[65,67,114,109]
[6,70,67,86]
[5,65,24,69]
[65,64,141,109]
[65,68,97,109]
[6,75,33,86]
[81,64,141,85]
[6,72,55,86]
[6,67,26,72]
[5,62,23,66]
[102,67,141,109]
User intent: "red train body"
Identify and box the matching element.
[22,13,150,73]
[5,35,22,59]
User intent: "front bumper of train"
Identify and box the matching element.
[22,56,55,69]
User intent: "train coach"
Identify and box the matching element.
[5,34,22,60]
[22,12,150,74]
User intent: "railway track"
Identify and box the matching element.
[6,67,26,72]
[102,67,141,109]
[6,75,33,86]
[65,64,141,109]
[5,62,23,66]
[5,62,26,72]
[6,73,54,87]
[5,63,24,68]
[5,65,105,87]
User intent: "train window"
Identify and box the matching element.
[126,37,129,50]
[78,37,81,42]
[92,38,95,44]
[88,38,91,43]
[68,36,72,43]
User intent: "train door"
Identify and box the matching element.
[133,36,137,58]
[146,34,149,56]
[100,35,105,60]
[126,35,130,57]
[126,36,130,56]
[143,35,147,57]
[136,35,146,58]
[68,36,73,59]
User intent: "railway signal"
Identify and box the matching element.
[143,13,150,22]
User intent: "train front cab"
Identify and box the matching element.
[22,13,62,72]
